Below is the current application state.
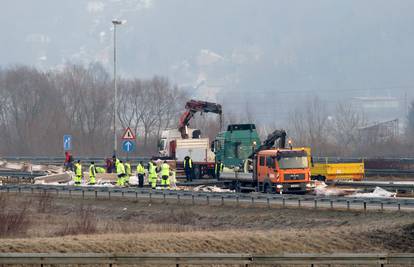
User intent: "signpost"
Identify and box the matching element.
[121,128,136,160]
[122,127,136,140]
[63,135,72,151]
[122,140,135,153]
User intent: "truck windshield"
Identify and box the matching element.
[278,156,308,169]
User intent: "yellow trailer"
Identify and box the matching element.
[311,161,364,181]
[300,147,365,181]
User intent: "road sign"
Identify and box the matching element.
[63,135,72,151]
[122,127,136,140]
[122,140,135,152]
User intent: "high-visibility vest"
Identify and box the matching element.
[89,164,96,177]
[125,163,131,176]
[184,158,192,169]
[161,163,170,176]
[148,162,157,177]
[117,162,125,175]
[136,164,145,174]
[75,163,82,176]
[215,162,224,173]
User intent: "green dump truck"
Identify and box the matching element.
[212,124,261,168]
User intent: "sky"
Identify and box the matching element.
[1,0,414,124]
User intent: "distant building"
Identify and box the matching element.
[358,119,399,144]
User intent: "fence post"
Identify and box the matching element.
[347,200,350,210]
[192,194,195,205]
[82,190,85,199]
[95,191,98,199]
[381,202,384,211]
[251,197,254,206]
[363,201,367,212]
[236,196,239,206]
[122,191,124,197]
[69,190,72,197]
[221,196,225,206]
[398,203,401,211]
[283,197,286,208]
[56,189,59,196]
[149,192,152,204]
[163,192,166,203]
[177,194,181,203]
[330,200,333,209]
[298,199,301,208]
[207,195,210,205]
[314,199,317,209]
[267,197,270,208]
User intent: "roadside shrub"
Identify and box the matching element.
[0,193,31,237]
[56,204,98,236]
[37,191,54,213]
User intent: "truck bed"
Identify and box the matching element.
[311,162,364,181]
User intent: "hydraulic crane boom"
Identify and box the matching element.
[248,129,287,158]
[178,100,223,139]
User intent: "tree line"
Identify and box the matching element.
[0,64,186,156]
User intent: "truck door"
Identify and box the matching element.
[266,157,276,182]
[257,156,266,182]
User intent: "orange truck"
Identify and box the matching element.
[220,130,313,193]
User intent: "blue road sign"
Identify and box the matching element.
[63,135,72,151]
[122,140,135,153]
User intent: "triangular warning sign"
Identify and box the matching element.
[122,127,136,140]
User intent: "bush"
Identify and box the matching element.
[0,193,31,237]
[56,204,98,236]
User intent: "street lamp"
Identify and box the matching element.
[112,19,126,156]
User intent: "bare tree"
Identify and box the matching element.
[330,102,366,154]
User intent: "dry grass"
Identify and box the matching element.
[0,193,413,254]
[0,193,31,238]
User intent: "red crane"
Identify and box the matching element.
[178,100,223,139]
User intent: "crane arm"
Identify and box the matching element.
[249,129,287,158]
[178,100,222,138]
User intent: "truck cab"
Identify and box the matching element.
[255,149,311,193]
[213,124,261,168]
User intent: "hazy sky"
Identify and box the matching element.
[1,0,413,122]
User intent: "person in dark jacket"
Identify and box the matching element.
[184,156,193,182]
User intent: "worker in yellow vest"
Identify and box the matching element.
[160,160,170,189]
[89,161,96,185]
[74,160,82,186]
[136,161,145,188]
[184,156,193,182]
[116,160,126,186]
[125,161,131,185]
[215,160,224,180]
[148,160,157,189]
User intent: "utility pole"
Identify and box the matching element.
[112,19,126,156]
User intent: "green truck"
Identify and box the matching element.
[212,124,261,168]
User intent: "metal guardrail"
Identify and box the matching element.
[2,184,414,211]
[0,253,413,266]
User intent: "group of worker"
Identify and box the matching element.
[70,153,224,188]
[71,156,174,189]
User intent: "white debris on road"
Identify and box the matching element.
[193,185,234,193]
[349,187,397,198]
[313,181,350,196]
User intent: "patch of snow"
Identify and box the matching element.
[349,187,396,198]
